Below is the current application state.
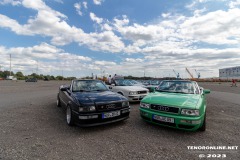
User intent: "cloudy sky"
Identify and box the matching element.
[0,0,240,78]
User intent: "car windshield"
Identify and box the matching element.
[114,79,135,86]
[72,80,108,92]
[129,80,143,86]
[150,80,160,85]
[155,81,200,94]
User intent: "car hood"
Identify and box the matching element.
[74,91,126,105]
[143,92,200,109]
[115,86,148,91]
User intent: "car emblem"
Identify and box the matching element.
[106,104,116,109]
[157,106,169,111]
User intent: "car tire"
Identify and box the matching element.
[199,113,206,131]
[66,105,74,126]
[57,94,61,107]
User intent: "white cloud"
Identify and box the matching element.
[180,8,240,45]
[83,1,87,9]
[193,8,207,16]
[90,12,103,24]
[125,58,144,63]
[0,0,240,78]
[94,61,116,66]
[93,0,103,5]
[0,43,93,76]
[54,0,63,4]
[0,0,21,6]
[74,2,82,16]
[229,0,240,8]
[0,14,32,35]
[162,13,171,18]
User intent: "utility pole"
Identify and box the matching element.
[36,60,38,75]
[62,69,63,80]
[10,54,11,76]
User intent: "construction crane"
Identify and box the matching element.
[173,69,180,79]
[185,68,194,79]
[195,69,201,79]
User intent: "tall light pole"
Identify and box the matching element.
[36,60,38,75]
[10,54,11,76]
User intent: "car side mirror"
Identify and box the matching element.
[203,89,210,94]
[60,87,67,91]
[60,85,70,91]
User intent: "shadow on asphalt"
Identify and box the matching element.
[50,101,203,138]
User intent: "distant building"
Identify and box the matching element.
[219,66,240,79]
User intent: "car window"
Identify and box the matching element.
[156,81,198,94]
[72,80,108,92]
[115,79,134,86]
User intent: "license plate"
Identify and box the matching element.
[153,115,174,123]
[102,111,121,119]
[139,95,145,98]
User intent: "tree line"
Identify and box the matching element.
[0,70,76,80]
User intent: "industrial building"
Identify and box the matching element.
[219,66,240,79]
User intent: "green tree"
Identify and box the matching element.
[15,71,25,80]
[56,76,64,80]
[16,71,24,77]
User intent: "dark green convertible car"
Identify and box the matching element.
[139,80,210,131]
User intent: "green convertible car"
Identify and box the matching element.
[139,80,210,131]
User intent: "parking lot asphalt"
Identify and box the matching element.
[0,81,239,160]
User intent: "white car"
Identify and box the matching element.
[108,79,149,102]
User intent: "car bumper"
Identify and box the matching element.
[72,108,130,127]
[128,94,147,102]
[139,108,204,131]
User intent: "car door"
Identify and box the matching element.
[59,85,71,107]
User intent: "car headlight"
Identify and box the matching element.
[140,102,150,109]
[79,106,96,112]
[181,109,199,116]
[129,91,138,95]
[122,101,129,107]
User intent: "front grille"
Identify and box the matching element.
[77,112,130,125]
[150,104,179,114]
[138,91,147,94]
[97,102,122,111]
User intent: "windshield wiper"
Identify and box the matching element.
[172,91,188,94]
[78,90,90,92]
[155,90,171,92]
[91,89,107,91]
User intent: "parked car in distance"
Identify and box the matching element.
[139,80,210,131]
[143,80,162,92]
[44,77,49,81]
[6,76,17,80]
[57,79,130,126]
[108,79,149,102]
[25,78,37,82]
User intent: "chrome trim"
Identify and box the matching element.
[150,103,180,114]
